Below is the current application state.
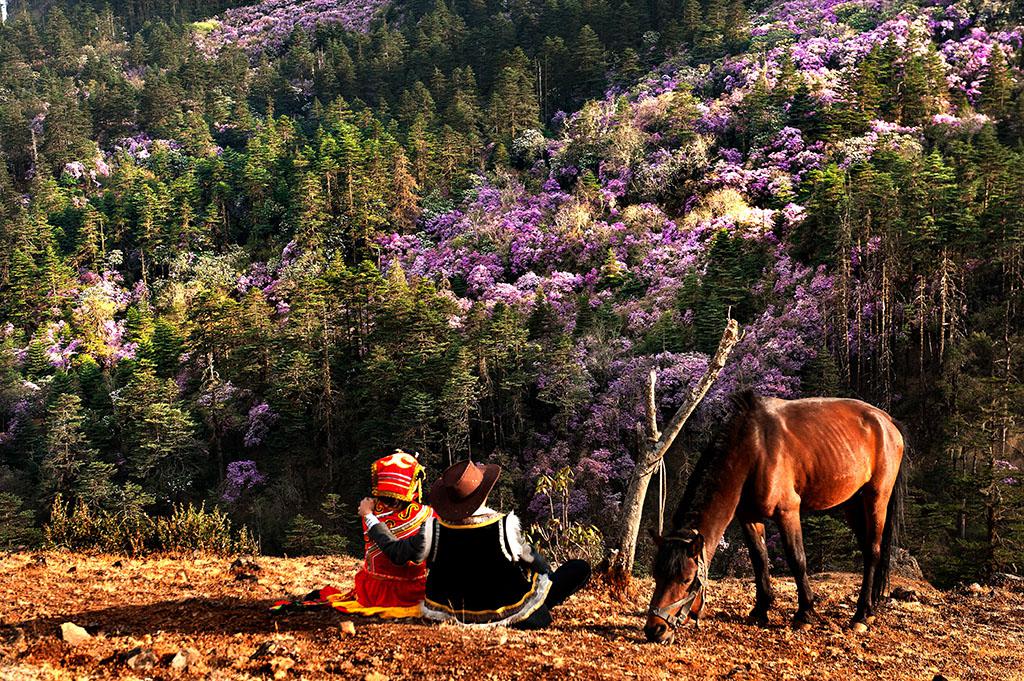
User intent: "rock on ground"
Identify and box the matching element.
[58,622,91,646]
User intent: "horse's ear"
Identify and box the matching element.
[648,528,663,546]
[688,533,705,558]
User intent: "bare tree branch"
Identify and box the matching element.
[605,318,741,593]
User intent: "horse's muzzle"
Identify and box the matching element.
[644,620,674,644]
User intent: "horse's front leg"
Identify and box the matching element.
[741,521,774,625]
[775,507,818,629]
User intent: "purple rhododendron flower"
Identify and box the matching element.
[223,460,268,502]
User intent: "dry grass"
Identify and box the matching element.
[1,552,1022,680]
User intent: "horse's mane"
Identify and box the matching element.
[669,389,760,531]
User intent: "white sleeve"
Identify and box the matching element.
[504,512,527,561]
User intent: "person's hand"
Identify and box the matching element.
[358,497,376,517]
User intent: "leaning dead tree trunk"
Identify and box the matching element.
[605,318,741,594]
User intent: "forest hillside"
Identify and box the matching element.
[0,0,1023,590]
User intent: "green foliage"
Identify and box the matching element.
[156,503,259,555]
[283,514,348,556]
[802,514,860,573]
[42,393,117,508]
[44,495,257,556]
[0,493,40,550]
[45,493,155,555]
[526,467,604,565]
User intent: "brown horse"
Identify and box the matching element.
[644,391,907,644]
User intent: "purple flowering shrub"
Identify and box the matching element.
[222,460,268,503]
[196,0,390,56]
[244,403,279,448]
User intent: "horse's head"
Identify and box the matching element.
[644,528,707,644]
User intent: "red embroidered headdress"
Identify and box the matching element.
[371,450,425,503]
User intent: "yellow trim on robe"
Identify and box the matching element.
[320,589,423,618]
[423,572,545,617]
[437,514,504,529]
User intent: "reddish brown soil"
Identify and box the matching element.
[1,552,1022,680]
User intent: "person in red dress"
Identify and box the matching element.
[338,450,434,614]
[273,450,433,618]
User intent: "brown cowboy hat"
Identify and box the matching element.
[428,459,500,522]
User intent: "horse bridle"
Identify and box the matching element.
[649,535,709,630]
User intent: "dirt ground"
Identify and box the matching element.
[1,552,1022,680]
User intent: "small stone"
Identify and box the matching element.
[340,621,356,636]
[890,586,918,602]
[967,583,984,595]
[251,641,282,659]
[171,648,201,671]
[364,672,389,681]
[127,647,159,670]
[60,622,92,645]
[231,558,262,582]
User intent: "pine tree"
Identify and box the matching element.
[698,0,727,54]
[681,0,702,42]
[916,149,964,247]
[293,171,330,256]
[445,67,483,140]
[390,149,421,230]
[487,49,540,143]
[39,79,95,173]
[406,115,437,188]
[979,48,1013,121]
[43,8,76,71]
[151,318,184,379]
[115,363,201,502]
[42,393,116,508]
[692,229,755,353]
[397,81,437,129]
[724,0,749,49]
[572,26,608,104]
[2,249,40,329]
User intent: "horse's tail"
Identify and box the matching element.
[875,419,910,604]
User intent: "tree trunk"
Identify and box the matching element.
[605,318,741,594]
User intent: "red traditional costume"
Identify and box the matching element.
[329,451,433,617]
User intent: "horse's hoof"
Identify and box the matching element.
[792,609,820,630]
[850,622,868,633]
[747,608,770,626]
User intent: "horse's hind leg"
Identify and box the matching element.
[851,489,888,631]
[775,508,819,629]
[843,498,873,627]
[742,521,774,625]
